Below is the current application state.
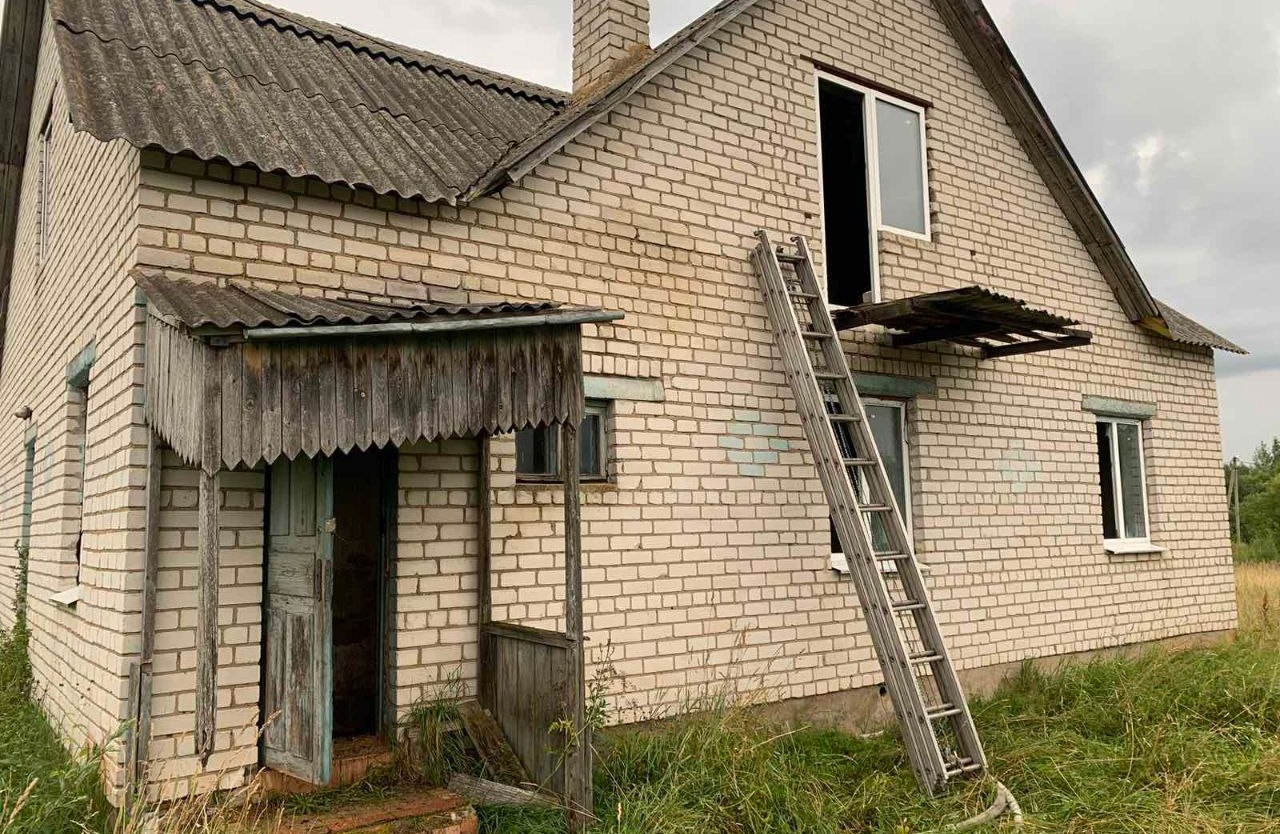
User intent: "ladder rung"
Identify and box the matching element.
[893,601,927,613]
[861,504,894,513]
[814,371,845,381]
[928,704,964,720]
[945,759,984,777]
[789,291,818,300]
[827,413,860,422]
[776,251,804,264]
[911,652,943,665]
[843,458,876,467]
[801,330,830,340]
[876,551,910,561]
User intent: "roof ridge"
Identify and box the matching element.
[56,21,550,150]
[191,0,568,105]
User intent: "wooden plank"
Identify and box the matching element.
[261,346,282,465]
[131,430,163,788]
[457,700,530,786]
[240,345,263,469]
[317,343,338,456]
[482,620,575,650]
[280,349,304,459]
[334,343,356,454]
[447,774,557,808]
[219,347,243,470]
[195,467,220,766]
[980,333,1092,359]
[298,344,321,459]
[369,343,390,449]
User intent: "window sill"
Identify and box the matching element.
[515,480,615,493]
[830,553,930,575]
[1104,540,1165,557]
[49,585,82,607]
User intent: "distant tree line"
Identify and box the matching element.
[1228,438,1280,561]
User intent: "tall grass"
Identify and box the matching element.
[485,564,1280,833]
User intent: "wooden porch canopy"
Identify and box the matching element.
[831,286,1092,359]
[131,268,615,825]
[135,268,621,473]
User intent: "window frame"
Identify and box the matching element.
[831,397,911,572]
[814,70,931,305]
[1096,415,1152,550]
[515,399,609,485]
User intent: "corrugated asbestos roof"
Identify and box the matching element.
[51,0,566,203]
[1155,300,1246,354]
[133,268,566,331]
[0,0,1245,360]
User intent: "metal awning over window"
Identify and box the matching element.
[134,268,623,473]
[831,285,1092,359]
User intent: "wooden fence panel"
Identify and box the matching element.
[478,622,575,794]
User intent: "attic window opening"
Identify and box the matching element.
[817,73,929,307]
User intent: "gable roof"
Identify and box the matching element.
[462,0,759,201]
[52,0,566,203]
[0,0,1244,357]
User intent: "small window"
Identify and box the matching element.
[832,399,910,568]
[68,379,89,583]
[37,106,53,265]
[817,75,930,306]
[1096,417,1149,546]
[20,434,35,549]
[516,400,608,483]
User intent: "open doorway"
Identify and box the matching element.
[261,447,397,788]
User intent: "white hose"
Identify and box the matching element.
[928,780,1023,832]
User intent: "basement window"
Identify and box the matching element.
[817,74,929,306]
[1096,417,1154,553]
[516,400,609,483]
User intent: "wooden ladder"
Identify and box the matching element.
[750,230,986,795]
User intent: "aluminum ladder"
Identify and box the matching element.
[750,230,986,795]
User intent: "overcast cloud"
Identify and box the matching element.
[9,0,1274,459]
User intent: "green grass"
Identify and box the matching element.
[4,567,1280,832]
[482,565,1280,833]
[0,622,113,834]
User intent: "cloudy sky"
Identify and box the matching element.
[16,0,1277,459]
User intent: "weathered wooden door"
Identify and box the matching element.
[262,456,334,784]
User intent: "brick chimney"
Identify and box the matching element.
[572,0,651,97]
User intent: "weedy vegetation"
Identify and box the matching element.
[2,565,1279,833]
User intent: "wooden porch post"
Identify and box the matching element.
[478,433,492,629]
[195,466,219,766]
[196,350,222,767]
[127,430,163,792]
[561,420,591,829]
[476,433,493,707]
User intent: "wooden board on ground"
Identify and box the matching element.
[456,699,530,786]
[447,774,557,809]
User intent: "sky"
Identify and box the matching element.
[11,0,1277,459]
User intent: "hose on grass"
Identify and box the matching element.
[928,780,1024,832]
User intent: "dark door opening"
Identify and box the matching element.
[819,78,874,306]
[261,447,397,787]
[331,449,394,740]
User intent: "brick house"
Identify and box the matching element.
[0,0,1243,807]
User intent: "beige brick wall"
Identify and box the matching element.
[121,0,1235,732]
[0,9,143,790]
[1,0,1236,795]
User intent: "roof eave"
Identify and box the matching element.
[0,0,47,380]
